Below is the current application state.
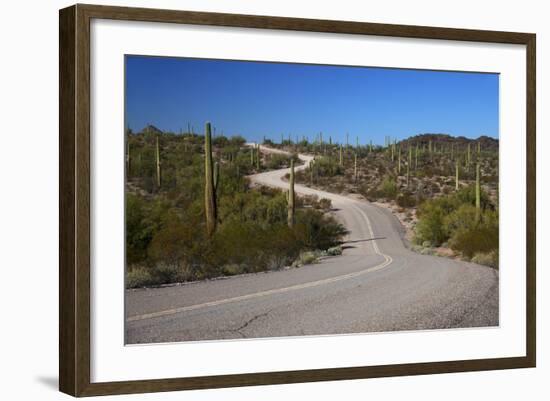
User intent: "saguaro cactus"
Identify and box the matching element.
[398,145,402,174]
[204,122,217,237]
[475,162,481,221]
[339,144,343,166]
[287,159,295,227]
[455,159,459,191]
[256,144,260,170]
[354,152,358,183]
[155,135,161,188]
[406,147,411,187]
[415,143,419,170]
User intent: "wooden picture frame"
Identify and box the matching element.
[59,3,536,397]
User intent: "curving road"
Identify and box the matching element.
[126,146,498,344]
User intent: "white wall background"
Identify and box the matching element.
[0,0,546,400]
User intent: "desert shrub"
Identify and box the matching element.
[147,218,200,267]
[327,246,343,256]
[448,209,498,258]
[152,263,193,284]
[378,175,398,199]
[293,209,348,251]
[471,250,499,268]
[318,198,332,210]
[415,185,498,257]
[454,185,493,211]
[296,251,319,265]
[396,191,416,207]
[126,194,152,265]
[415,202,448,246]
[443,204,478,234]
[126,267,155,289]
[265,153,294,170]
[311,156,343,177]
[449,225,498,258]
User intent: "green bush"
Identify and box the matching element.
[327,246,343,256]
[293,250,322,266]
[396,191,416,207]
[293,209,348,251]
[414,186,498,263]
[309,156,343,177]
[448,210,498,258]
[415,202,447,246]
[379,175,398,199]
[126,267,155,289]
[471,250,499,268]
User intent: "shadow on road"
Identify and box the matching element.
[342,237,387,244]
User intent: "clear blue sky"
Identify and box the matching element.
[125,55,499,144]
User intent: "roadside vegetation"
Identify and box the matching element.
[283,133,499,267]
[125,124,346,288]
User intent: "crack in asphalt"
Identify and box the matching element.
[233,309,273,337]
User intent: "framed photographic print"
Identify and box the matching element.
[59,4,536,397]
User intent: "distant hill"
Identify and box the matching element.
[399,133,498,151]
[140,124,163,135]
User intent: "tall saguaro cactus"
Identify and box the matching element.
[155,135,161,188]
[398,145,402,174]
[287,159,295,227]
[455,159,459,191]
[256,144,261,170]
[204,122,217,237]
[406,147,411,187]
[339,144,343,166]
[354,152,358,183]
[475,162,481,221]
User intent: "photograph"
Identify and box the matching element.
[124,55,499,344]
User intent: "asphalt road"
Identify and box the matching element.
[126,146,498,344]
